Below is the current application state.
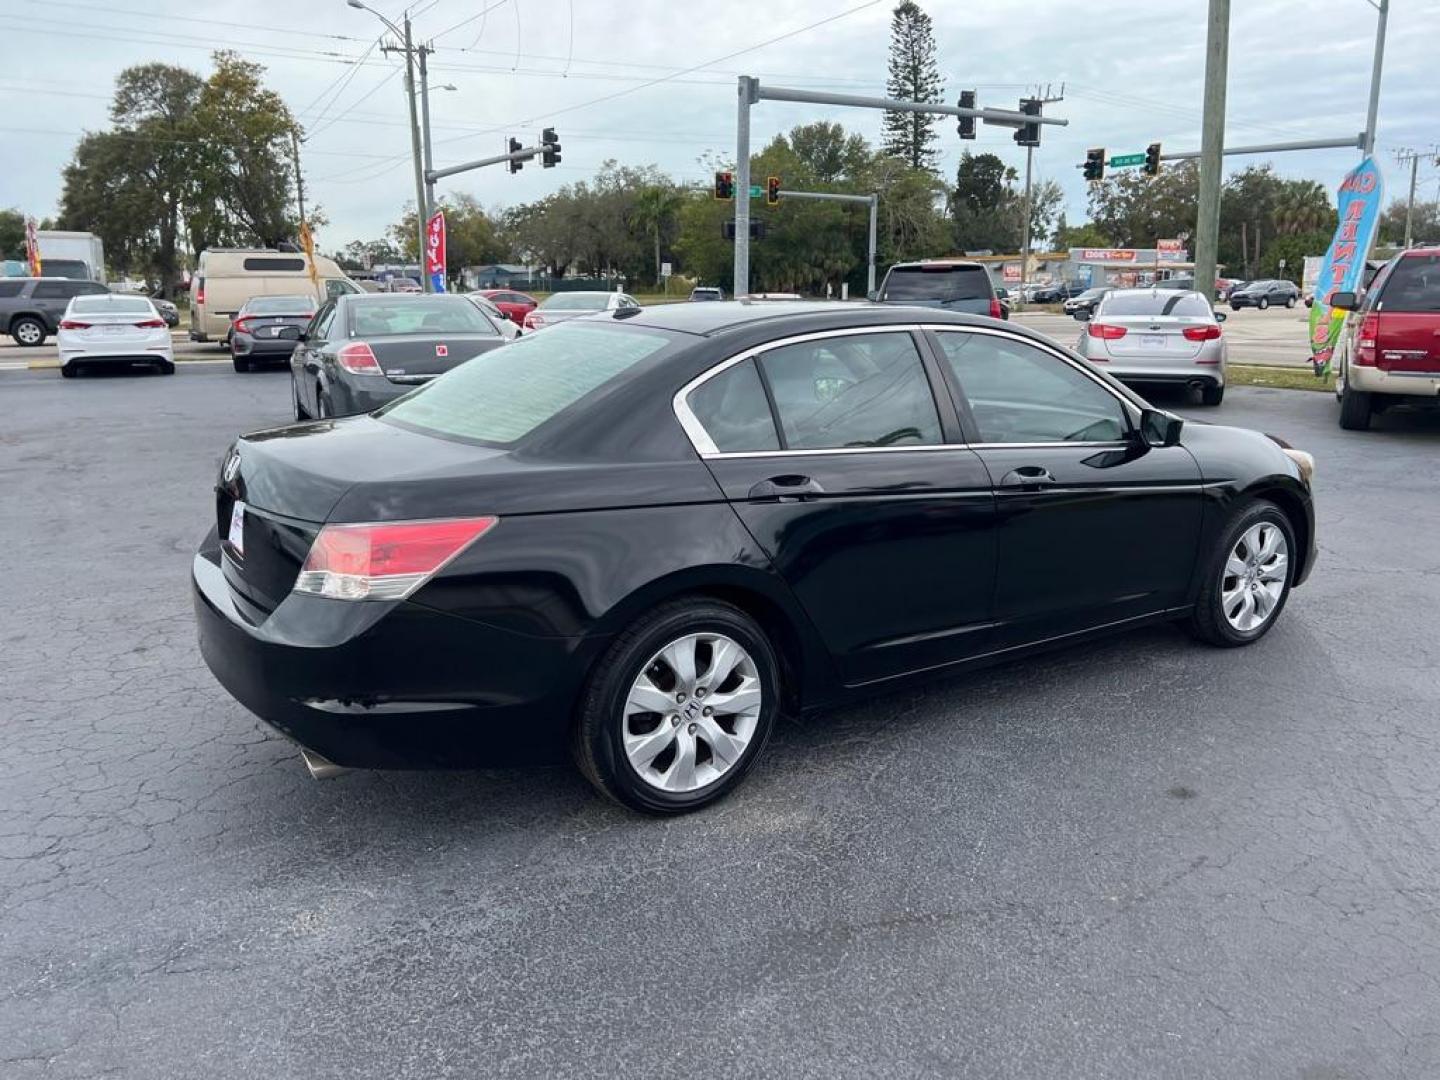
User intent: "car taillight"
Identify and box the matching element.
[59,319,91,330]
[524,312,542,329]
[1354,313,1379,366]
[1182,325,1222,341]
[294,516,499,601]
[136,319,167,329]
[196,287,205,304]
[1087,323,1127,339]
[232,317,253,334]
[988,298,1002,319]
[337,341,382,374]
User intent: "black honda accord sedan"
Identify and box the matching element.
[194,302,1317,813]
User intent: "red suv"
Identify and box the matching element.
[1333,247,1440,430]
[471,288,537,327]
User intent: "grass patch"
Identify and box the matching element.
[1227,364,1335,393]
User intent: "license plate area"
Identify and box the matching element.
[1141,334,1167,349]
[227,500,246,557]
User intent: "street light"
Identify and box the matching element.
[345,0,431,291]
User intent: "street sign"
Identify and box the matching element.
[1109,153,1146,167]
[748,185,763,198]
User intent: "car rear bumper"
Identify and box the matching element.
[1348,364,1440,397]
[192,531,590,768]
[59,339,174,364]
[232,333,298,357]
[1090,360,1224,387]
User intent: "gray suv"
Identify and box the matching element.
[0,278,110,346]
[871,260,1005,319]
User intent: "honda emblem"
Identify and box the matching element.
[435,343,448,357]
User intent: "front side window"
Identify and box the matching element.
[937,332,1129,444]
[757,332,941,450]
[685,358,780,453]
[325,278,358,297]
[310,302,336,340]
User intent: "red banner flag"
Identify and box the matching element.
[425,210,446,293]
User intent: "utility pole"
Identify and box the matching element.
[1394,148,1439,249]
[290,129,306,224]
[417,43,436,220]
[380,16,431,291]
[1193,0,1229,304]
[1363,0,1389,156]
[1018,85,1064,300]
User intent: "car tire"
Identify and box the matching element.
[157,361,176,375]
[1258,297,1270,310]
[60,363,77,379]
[573,598,781,814]
[1185,500,1296,648]
[1285,296,1297,309]
[1201,383,1225,406]
[11,317,46,348]
[232,354,251,373]
[1230,303,1241,311]
[1338,383,1373,430]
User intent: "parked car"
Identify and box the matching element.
[289,293,510,420]
[189,249,360,345]
[1331,246,1440,430]
[1154,276,1196,291]
[230,295,315,372]
[1063,287,1111,316]
[1229,279,1300,310]
[523,290,641,330]
[690,287,724,302]
[463,293,522,340]
[57,293,173,377]
[0,277,109,346]
[872,260,1005,319]
[195,302,1315,813]
[1074,288,1228,405]
[119,291,179,327]
[384,277,422,294]
[471,288,536,325]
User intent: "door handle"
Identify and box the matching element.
[998,466,1057,489]
[748,474,825,501]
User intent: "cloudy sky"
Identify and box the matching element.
[1,0,1437,251]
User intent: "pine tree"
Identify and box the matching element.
[882,1,944,171]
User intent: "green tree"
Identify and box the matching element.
[1378,198,1440,247]
[950,152,1020,251]
[1053,219,1113,250]
[789,122,871,183]
[391,194,510,278]
[1272,179,1333,235]
[881,1,943,171]
[1,208,29,260]
[630,184,686,286]
[1087,161,1201,248]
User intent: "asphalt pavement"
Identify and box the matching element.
[2,365,1439,1079]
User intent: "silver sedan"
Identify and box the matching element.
[1073,288,1228,406]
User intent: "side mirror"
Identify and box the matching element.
[1139,408,1184,448]
[1214,310,1227,323]
[1329,291,1358,311]
[297,331,309,343]
[1073,308,1092,322]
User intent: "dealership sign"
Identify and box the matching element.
[425,210,447,293]
[1002,262,1022,283]
[1080,248,1138,262]
[1308,157,1383,374]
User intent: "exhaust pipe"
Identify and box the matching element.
[300,748,350,780]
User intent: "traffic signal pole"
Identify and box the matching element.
[733,77,1067,300]
[773,189,881,295]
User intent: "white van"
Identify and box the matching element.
[189,249,360,343]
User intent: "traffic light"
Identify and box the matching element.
[714,170,734,201]
[957,89,976,140]
[507,137,523,174]
[1013,98,1041,147]
[765,175,780,206]
[1143,142,1162,177]
[541,127,560,168]
[1083,147,1106,182]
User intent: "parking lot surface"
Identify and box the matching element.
[3,366,1438,1079]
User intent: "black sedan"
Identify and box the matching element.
[290,293,508,419]
[195,302,1317,813]
[231,294,314,372]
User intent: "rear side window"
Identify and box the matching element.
[242,257,306,272]
[880,265,991,303]
[378,322,672,446]
[1377,255,1440,313]
[33,281,79,299]
[686,359,780,453]
[757,332,941,450]
[0,281,22,298]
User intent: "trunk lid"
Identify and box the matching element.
[367,334,505,383]
[1091,315,1210,360]
[238,314,310,340]
[1374,312,1440,373]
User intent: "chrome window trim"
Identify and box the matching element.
[671,322,1143,459]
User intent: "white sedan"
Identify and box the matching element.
[58,294,175,378]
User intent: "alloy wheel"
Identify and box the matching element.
[16,322,43,345]
[1220,522,1289,632]
[622,632,762,793]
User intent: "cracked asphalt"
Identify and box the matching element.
[2,365,1439,1079]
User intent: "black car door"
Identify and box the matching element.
[928,326,1203,649]
[680,326,998,686]
[296,301,337,415]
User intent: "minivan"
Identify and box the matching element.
[189,249,360,344]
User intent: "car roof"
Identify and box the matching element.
[594,299,1021,338]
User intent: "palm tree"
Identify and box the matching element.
[1271,180,1332,235]
[630,185,685,287]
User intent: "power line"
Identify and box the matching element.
[10,0,370,42]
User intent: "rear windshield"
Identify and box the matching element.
[71,297,151,314]
[377,322,672,446]
[541,293,608,311]
[880,265,991,302]
[245,296,313,313]
[1378,255,1440,313]
[1100,291,1212,317]
[351,297,495,336]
